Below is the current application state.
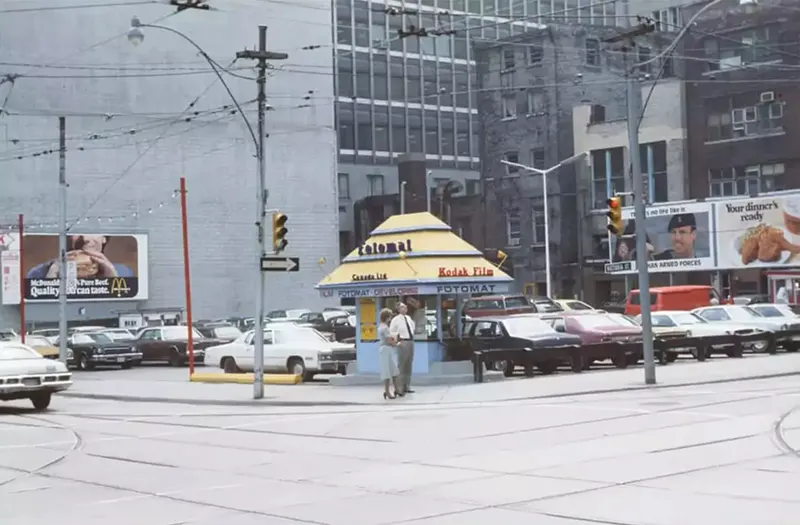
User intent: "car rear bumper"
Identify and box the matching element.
[316,360,353,373]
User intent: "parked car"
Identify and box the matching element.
[58,332,142,370]
[464,315,581,376]
[463,295,537,317]
[132,325,222,366]
[205,324,356,381]
[100,328,136,342]
[266,309,311,322]
[195,323,242,343]
[70,325,108,334]
[553,299,598,313]
[30,328,60,344]
[643,310,768,356]
[0,329,18,341]
[296,312,356,342]
[543,313,642,368]
[749,303,799,320]
[692,305,790,351]
[14,335,60,359]
[0,341,72,410]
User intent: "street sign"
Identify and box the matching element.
[261,256,299,272]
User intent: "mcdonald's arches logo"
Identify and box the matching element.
[110,277,131,298]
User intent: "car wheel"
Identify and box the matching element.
[493,360,508,372]
[726,347,744,358]
[30,392,52,411]
[666,352,678,363]
[536,360,558,375]
[611,355,629,369]
[121,362,133,370]
[77,353,93,371]
[626,354,640,366]
[168,347,183,367]
[287,357,307,379]
[132,360,142,367]
[785,343,799,353]
[502,361,515,377]
[222,357,241,374]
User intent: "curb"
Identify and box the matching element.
[59,370,800,407]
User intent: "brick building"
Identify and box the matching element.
[475,23,673,298]
[683,0,800,294]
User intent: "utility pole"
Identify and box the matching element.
[236,27,288,400]
[58,116,68,364]
[603,17,656,385]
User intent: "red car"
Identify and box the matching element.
[542,312,642,368]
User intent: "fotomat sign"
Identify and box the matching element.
[356,239,412,256]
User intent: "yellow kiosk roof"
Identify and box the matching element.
[317,212,512,298]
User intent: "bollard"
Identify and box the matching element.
[473,351,484,383]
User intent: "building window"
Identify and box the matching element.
[591,147,624,209]
[706,93,784,142]
[531,148,545,169]
[532,205,545,245]
[526,90,545,115]
[338,122,355,150]
[506,208,521,247]
[466,179,481,195]
[501,94,516,119]
[652,7,680,32]
[338,173,350,199]
[502,48,515,71]
[504,151,519,174]
[639,141,667,203]
[638,46,651,75]
[585,38,601,66]
[709,163,784,197]
[357,123,373,150]
[528,42,544,65]
[704,26,777,71]
[500,71,514,89]
[367,174,385,196]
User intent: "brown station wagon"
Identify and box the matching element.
[132,326,224,366]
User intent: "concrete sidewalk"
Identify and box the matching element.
[60,353,800,406]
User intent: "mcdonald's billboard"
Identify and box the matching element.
[0,233,149,304]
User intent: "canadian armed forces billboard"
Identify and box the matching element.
[1,233,149,304]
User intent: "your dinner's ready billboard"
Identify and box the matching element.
[1,233,149,304]
[715,194,800,269]
[604,201,715,274]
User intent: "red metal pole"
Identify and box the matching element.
[18,214,25,344]
[180,178,194,376]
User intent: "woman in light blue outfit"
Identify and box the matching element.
[378,308,402,399]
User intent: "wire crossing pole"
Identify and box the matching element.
[603,18,656,385]
[237,27,288,400]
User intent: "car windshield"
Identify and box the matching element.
[533,301,563,313]
[576,315,629,329]
[730,307,762,320]
[106,331,133,340]
[0,344,39,360]
[286,310,310,319]
[214,326,242,339]
[23,336,51,347]
[565,301,593,311]
[502,317,556,336]
[651,315,678,328]
[751,305,790,318]
[162,327,204,340]
[276,327,330,343]
[671,312,707,325]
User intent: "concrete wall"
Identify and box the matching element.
[0,0,338,326]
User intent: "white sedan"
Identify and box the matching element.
[205,324,356,381]
[646,310,769,354]
[0,341,72,410]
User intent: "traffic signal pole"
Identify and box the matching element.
[237,26,288,399]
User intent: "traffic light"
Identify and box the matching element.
[272,212,288,253]
[606,197,623,236]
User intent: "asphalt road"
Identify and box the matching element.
[2,366,800,524]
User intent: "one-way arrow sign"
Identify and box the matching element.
[260,256,300,272]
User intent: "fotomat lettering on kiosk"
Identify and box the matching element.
[315,212,513,385]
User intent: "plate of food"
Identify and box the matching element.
[733,223,800,266]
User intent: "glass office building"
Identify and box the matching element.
[333,0,619,239]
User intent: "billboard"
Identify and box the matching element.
[605,202,714,274]
[1,233,148,304]
[716,195,800,270]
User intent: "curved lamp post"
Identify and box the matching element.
[127,16,259,149]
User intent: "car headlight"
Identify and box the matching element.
[318,352,332,361]
[130,346,137,353]
[686,330,692,337]
[94,346,103,354]
[67,349,74,359]
[782,323,789,331]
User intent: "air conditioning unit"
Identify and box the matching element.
[760,91,775,103]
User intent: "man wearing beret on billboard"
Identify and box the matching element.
[654,213,697,260]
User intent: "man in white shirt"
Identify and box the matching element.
[389,302,416,394]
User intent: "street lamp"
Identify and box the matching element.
[500,152,587,298]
